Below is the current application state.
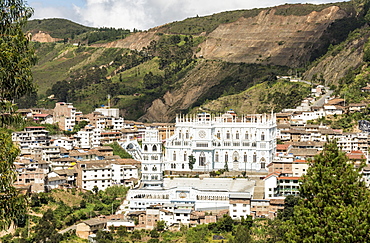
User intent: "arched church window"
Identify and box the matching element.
[199,152,206,166]
[152,145,157,151]
[260,157,266,169]
[233,151,239,162]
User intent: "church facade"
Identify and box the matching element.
[163,111,277,172]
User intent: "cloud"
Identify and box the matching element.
[30,0,349,30]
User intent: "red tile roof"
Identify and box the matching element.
[278,177,301,180]
[33,114,50,118]
[276,144,290,150]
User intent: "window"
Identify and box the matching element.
[217,131,221,139]
[186,130,189,139]
[261,132,265,141]
[215,152,219,162]
[245,132,249,140]
[226,131,230,139]
[184,151,187,161]
[233,151,239,162]
[152,145,157,151]
[253,152,257,163]
[182,164,185,169]
[225,152,229,162]
[144,145,148,151]
[199,152,206,166]
[260,157,266,168]
[244,152,247,162]
[153,166,157,171]
[173,151,176,161]
[236,131,239,139]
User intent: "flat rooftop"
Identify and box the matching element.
[163,177,255,193]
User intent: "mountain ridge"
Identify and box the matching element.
[24,1,370,122]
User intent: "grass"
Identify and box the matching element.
[51,190,83,207]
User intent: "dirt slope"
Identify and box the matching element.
[198,6,348,67]
[139,60,232,122]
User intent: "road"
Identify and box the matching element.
[313,90,333,107]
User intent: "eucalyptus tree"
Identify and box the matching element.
[0,0,36,230]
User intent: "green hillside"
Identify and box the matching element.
[20,1,370,122]
[25,18,95,39]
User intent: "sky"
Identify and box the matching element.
[27,0,350,31]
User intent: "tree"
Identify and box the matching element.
[155,220,166,231]
[33,209,61,243]
[230,225,252,243]
[0,0,36,231]
[283,140,370,242]
[277,195,299,221]
[188,155,196,171]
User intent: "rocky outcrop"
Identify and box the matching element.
[90,30,161,50]
[198,6,348,67]
[31,31,63,42]
[303,29,370,85]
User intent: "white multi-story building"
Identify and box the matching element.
[164,111,276,172]
[78,162,112,191]
[95,107,120,118]
[127,178,254,212]
[76,126,102,149]
[12,126,50,154]
[141,129,163,188]
[51,136,76,150]
[96,117,124,131]
[111,164,139,185]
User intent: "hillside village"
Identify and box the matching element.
[11,80,370,239]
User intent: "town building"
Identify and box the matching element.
[53,102,77,131]
[12,126,50,155]
[164,111,276,172]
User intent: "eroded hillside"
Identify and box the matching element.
[303,27,370,85]
[197,6,350,67]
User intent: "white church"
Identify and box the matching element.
[123,111,277,215]
[164,110,277,172]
